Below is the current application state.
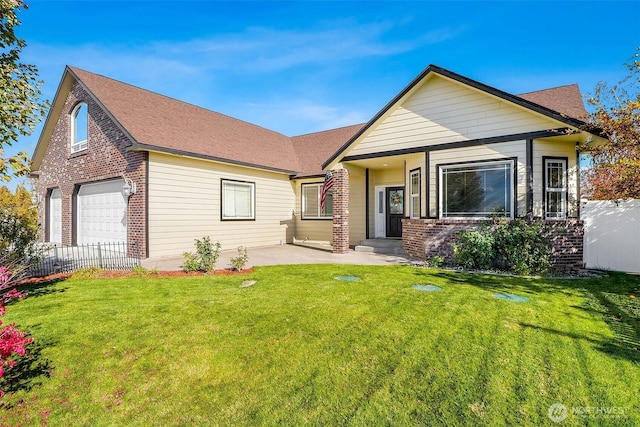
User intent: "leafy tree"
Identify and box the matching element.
[0,0,45,394]
[583,48,640,200]
[1,0,48,182]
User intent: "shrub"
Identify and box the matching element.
[493,218,551,275]
[451,219,552,275]
[230,246,249,271]
[0,266,33,396]
[427,255,445,268]
[453,227,495,270]
[183,237,221,273]
[72,266,104,279]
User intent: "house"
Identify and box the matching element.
[30,64,603,271]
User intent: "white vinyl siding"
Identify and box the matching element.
[347,75,561,157]
[148,152,295,258]
[222,180,255,220]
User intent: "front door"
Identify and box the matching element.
[386,187,404,238]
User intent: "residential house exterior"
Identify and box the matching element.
[30,65,603,271]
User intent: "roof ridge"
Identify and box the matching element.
[291,123,365,138]
[518,83,580,96]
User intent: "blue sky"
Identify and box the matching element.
[6,1,640,189]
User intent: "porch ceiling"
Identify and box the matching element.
[343,153,415,170]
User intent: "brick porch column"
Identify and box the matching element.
[332,168,349,254]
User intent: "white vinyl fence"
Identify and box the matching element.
[582,199,640,273]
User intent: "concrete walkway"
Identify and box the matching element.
[142,244,418,271]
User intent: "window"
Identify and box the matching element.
[544,158,567,219]
[440,160,513,218]
[221,179,255,220]
[302,183,332,219]
[410,169,420,218]
[71,103,88,153]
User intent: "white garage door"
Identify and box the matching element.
[77,180,127,245]
[48,188,62,243]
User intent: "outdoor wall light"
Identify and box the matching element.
[122,178,137,198]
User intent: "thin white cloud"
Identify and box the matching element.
[238,98,370,136]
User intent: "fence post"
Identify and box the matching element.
[97,243,103,269]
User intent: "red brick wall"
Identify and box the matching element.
[332,169,349,254]
[34,81,147,257]
[402,218,584,274]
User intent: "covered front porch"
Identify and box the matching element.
[329,152,421,253]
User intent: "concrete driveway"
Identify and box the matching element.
[142,244,417,271]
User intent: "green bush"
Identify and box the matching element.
[183,237,221,273]
[493,219,551,275]
[453,227,495,270]
[427,255,445,268]
[452,219,552,275]
[230,246,249,271]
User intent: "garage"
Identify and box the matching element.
[77,179,127,245]
[48,188,62,243]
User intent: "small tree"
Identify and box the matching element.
[583,48,640,200]
[0,0,46,393]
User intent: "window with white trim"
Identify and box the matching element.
[71,103,88,153]
[544,158,567,219]
[440,160,514,218]
[410,169,420,218]
[221,180,255,220]
[302,183,332,219]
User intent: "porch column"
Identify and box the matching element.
[332,168,349,254]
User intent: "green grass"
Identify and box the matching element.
[1,265,639,426]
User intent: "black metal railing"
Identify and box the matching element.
[27,242,140,277]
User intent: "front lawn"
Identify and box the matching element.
[2,265,639,426]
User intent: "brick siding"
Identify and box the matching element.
[332,169,350,254]
[402,218,584,274]
[34,81,147,257]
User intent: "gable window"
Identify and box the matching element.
[409,169,420,219]
[71,103,88,153]
[544,158,567,219]
[221,179,255,220]
[302,183,332,219]
[440,160,514,218]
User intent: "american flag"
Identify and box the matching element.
[320,171,334,211]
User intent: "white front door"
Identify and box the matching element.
[77,180,127,245]
[48,188,62,243]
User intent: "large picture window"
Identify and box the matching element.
[440,160,514,218]
[221,179,255,220]
[544,158,567,219]
[302,183,332,219]
[71,103,88,153]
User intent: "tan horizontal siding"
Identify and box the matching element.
[348,75,560,157]
[148,152,295,258]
